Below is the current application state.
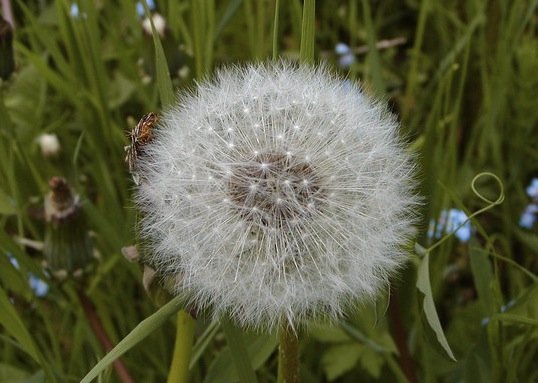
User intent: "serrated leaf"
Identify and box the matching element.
[416,253,457,361]
[321,343,362,381]
[204,332,277,383]
[309,324,350,343]
[359,348,384,379]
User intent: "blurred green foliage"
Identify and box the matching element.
[1,0,537,382]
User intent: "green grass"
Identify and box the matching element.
[1,0,537,382]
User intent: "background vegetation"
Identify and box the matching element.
[1,0,537,382]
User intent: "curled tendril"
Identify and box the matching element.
[471,172,505,206]
[418,172,505,254]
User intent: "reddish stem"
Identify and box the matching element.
[77,289,134,383]
[389,290,417,383]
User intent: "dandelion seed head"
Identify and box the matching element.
[135,62,418,330]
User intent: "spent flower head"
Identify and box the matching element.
[134,62,417,330]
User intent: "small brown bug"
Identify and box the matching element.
[125,112,158,185]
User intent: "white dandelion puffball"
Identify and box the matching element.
[37,133,61,158]
[135,62,417,330]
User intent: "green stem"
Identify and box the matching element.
[277,322,299,383]
[402,0,430,120]
[221,318,258,383]
[299,0,315,64]
[167,310,196,383]
[272,0,280,60]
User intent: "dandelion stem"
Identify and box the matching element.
[389,290,417,383]
[277,322,299,383]
[167,310,196,383]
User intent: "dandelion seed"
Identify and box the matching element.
[135,62,417,330]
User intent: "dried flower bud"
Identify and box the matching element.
[43,177,93,279]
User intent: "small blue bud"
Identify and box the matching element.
[335,42,351,55]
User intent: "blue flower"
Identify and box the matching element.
[28,275,49,298]
[136,0,156,18]
[526,178,538,200]
[8,254,19,269]
[447,209,472,242]
[7,254,49,298]
[338,53,356,69]
[519,203,538,229]
[70,3,80,18]
[335,42,351,55]
[334,43,356,69]
[428,209,472,243]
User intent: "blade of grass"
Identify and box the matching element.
[299,0,315,64]
[221,318,258,383]
[80,294,184,383]
[142,1,174,107]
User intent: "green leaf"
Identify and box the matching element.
[309,324,350,344]
[414,242,428,257]
[416,253,457,361]
[142,1,174,107]
[0,188,16,215]
[0,287,41,363]
[464,348,491,383]
[490,313,538,326]
[221,319,258,383]
[189,320,220,368]
[80,294,184,383]
[469,243,497,316]
[204,331,277,383]
[0,363,30,382]
[321,343,362,381]
[360,349,384,379]
[501,282,538,319]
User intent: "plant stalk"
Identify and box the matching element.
[167,310,196,383]
[277,322,299,383]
